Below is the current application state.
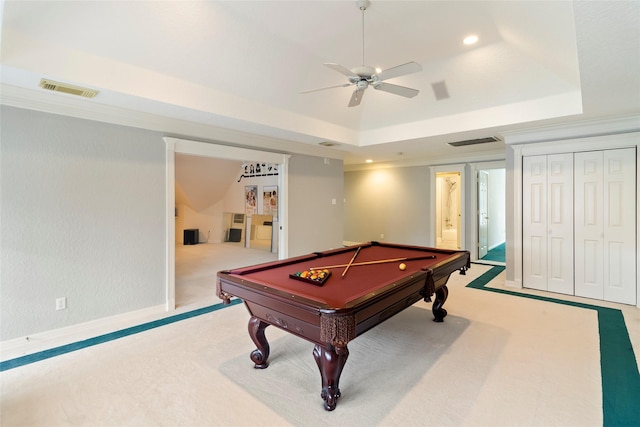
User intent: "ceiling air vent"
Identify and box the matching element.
[319,141,340,147]
[39,78,99,98]
[448,136,500,147]
[431,80,450,100]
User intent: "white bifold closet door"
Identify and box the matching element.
[522,153,574,295]
[575,148,636,305]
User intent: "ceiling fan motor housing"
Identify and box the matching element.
[357,0,371,11]
[351,65,375,78]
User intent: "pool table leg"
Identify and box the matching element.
[313,344,349,411]
[248,316,270,369]
[432,285,449,322]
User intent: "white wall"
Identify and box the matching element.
[288,155,344,255]
[344,166,431,246]
[1,106,166,340]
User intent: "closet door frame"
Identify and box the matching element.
[511,132,639,308]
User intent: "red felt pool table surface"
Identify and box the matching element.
[216,241,470,411]
[221,241,467,308]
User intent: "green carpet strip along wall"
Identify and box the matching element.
[0,299,243,372]
[468,266,640,427]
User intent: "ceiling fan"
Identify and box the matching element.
[301,0,422,107]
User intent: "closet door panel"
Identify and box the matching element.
[575,151,604,299]
[546,153,574,295]
[523,156,548,290]
[603,148,636,304]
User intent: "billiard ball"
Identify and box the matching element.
[399,263,407,271]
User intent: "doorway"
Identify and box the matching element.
[472,161,506,264]
[430,164,465,250]
[436,172,461,249]
[165,137,289,311]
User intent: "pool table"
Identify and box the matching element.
[216,241,470,411]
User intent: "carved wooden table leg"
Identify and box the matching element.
[432,285,449,322]
[313,344,349,411]
[248,316,270,368]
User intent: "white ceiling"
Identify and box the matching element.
[1,1,639,167]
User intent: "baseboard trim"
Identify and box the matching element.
[505,279,520,289]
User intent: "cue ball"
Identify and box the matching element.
[399,263,407,271]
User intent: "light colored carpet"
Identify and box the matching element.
[175,242,277,309]
[2,263,619,426]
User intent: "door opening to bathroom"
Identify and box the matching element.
[435,171,461,250]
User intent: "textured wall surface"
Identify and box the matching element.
[344,166,431,246]
[1,106,167,340]
[287,155,344,256]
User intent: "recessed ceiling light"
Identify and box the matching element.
[366,159,373,163]
[463,35,479,45]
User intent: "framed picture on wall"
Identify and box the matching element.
[245,185,257,215]
[263,185,278,221]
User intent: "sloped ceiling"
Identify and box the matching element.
[175,154,240,212]
[1,1,639,167]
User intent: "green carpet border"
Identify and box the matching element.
[0,298,243,372]
[467,265,640,426]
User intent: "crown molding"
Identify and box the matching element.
[501,114,640,145]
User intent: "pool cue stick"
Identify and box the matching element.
[311,255,437,270]
[341,246,362,278]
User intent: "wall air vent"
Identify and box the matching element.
[448,136,500,147]
[39,79,99,98]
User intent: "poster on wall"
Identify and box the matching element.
[245,185,257,215]
[263,185,278,221]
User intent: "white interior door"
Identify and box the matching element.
[603,148,636,304]
[546,153,574,295]
[478,170,489,258]
[523,154,574,294]
[575,148,636,304]
[575,151,604,299]
[523,155,548,290]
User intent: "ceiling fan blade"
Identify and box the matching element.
[300,82,352,94]
[373,82,419,98]
[375,61,422,81]
[324,63,359,79]
[348,89,365,107]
